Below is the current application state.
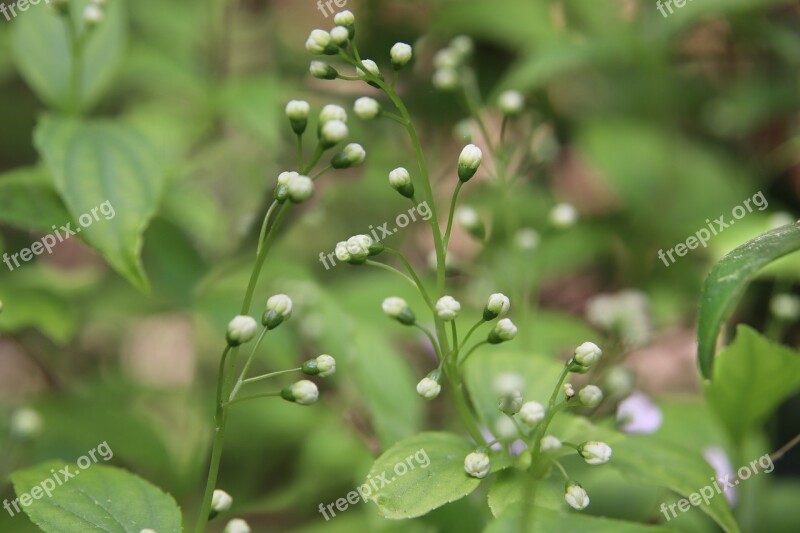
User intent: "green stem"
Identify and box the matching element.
[303,144,324,174]
[296,133,303,169]
[450,321,459,354]
[365,260,417,291]
[459,340,488,366]
[551,459,569,481]
[242,367,302,386]
[229,328,269,401]
[311,164,332,180]
[384,247,434,310]
[241,204,290,314]
[461,319,485,349]
[225,391,281,407]
[64,15,86,115]
[443,181,464,252]
[413,322,443,362]
[256,201,279,256]
[382,111,408,125]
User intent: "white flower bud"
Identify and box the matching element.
[434,49,459,70]
[226,315,259,346]
[287,174,314,203]
[488,318,518,344]
[345,234,373,263]
[83,4,104,26]
[310,60,338,80]
[320,104,347,124]
[416,377,441,400]
[319,119,348,148]
[285,100,310,135]
[456,206,485,239]
[433,68,459,91]
[10,408,43,438]
[519,401,545,426]
[578,385,603,408]
[330,26,350,46]
[357,59,381,79]
[333,10,355,27]
[563,383,575,399]
[573,341,602,367]
[550,203,578,228]
[224,518,251,533]
[540,435,562,453]
[498,390,523,415]
[332,143,366,169]
[579,441,612,465]
[565,483,589,510]
[450,35,474,59]
[771,294,800,320]
[498,90,524,116]
[458,144,483,182]
[303,354,336,377]
[389,167,414,198]
[140,529,157,533]
[335,241,351,262]
[484,293,510,320]
[464,451,490,478]
[353,97,381,120]
[306,29,335,55]
[514,227,539,251]
[390,42,413,69]
[282,380,319,405]
[435,295,461,321]
[382,297,415,325]
[263,294,293,328]
[211,490,233,513]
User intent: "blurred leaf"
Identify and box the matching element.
[11,461,182,532]
[219,75,284,144]
[35,115,170,292]
[697,223,800,378]
[11,0,126,110]
[486,504,673,533]
[706,325,800,443]
[0,166,70,232]
[368,432,479,519]
[487,470,562,517]
[0,287,76,344]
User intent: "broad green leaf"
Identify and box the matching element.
[487,470,562,517]
[0,166,70,232]
[697,222,800,378]
[35,115,170,292]
[11,461,182,532]
[11,0,126,111]
[0,287,76,344]
[706,325,800,442]
[486,504,674,533]
[367,432,480,519]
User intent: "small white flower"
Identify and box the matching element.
[616,391,663,434]
[514,227,539,251]
[335,241,350,262]
[435,295,461,321]
[565,483,589,510]
[354,97,381,119]
[579,441,612,465]
[309,60,337,80]
[488,318,517,344]
[306,29,333,55]
[390,42,413,69]
[283,380,319,405]
[771,293,800,321]
[433,68,459,90]
[416,377,441,400]
[315,354,336,377]
[464,451,490,478]
[285,100,310,121]
[212,489,233,513]
[357,59,381,79]
[346,234,373,263]
[226,315,259,346]
[498,90,524,116]
[519,401,545,426]
[333,10,354,26]
[287,175,314,203]
[458,144,483,182]
[224,518,251,533]
[332,143,366,169]
[540,435,562,453]
[578,385,603,408]
[83,4,104,25]
[456,206,479,229]
[320,104,348,124]
[319,119,348,148]
[450,35,474,59]
[10,408,43,438]
[484,293,510,320]
[330,26,350,46]
[573,341,602,367]
[277,171,298,186]
[563,383,575,398]
[550,203,578,228]
[498,390,523,415]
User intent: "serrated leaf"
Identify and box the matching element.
[367,432,480,519]
[697,222,800,378]
[11,461,182,533]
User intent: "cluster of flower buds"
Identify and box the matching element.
[432,35,474,91]
[335,234,384,265]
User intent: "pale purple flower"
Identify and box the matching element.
[703,446,737,506]
[616,391,663,434]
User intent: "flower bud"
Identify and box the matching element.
[141,529,157,533]
[0,300,3,313]
[333,10,355,34]
[390,42,413,69]
[306,29,337,55]
[330,26,350,47]
[565,482,589,510]
[335,241,350,263]
[458,144,482,182]
[310,60,338,80]
[456,206,485,240]
[483,293,510,321]
[450,35,474,60]
[281,380,319,405]
[550,203,578,228]
[488,318,517,344]
[353,97,381,120]
[453,119,473,143]
[226,315,259,346]
[10,408,43,439]
[319,120,348,148]
[578,385,603,408]
[416,376,441,400]
[579,441,612,465]
[287,175,314,203]
[382,297,415,325]
[540,435,562,453]
[498,90,524,116]
[303,354,336,377]
[604,366,636,398]
[435,295,461,321]
[263,294,293,329]
[224,518,251,533]
[389,167,415,198]
[514,227,539,251]
[285,100,310,135]
[433,68,459,90]
[464,451,490,479]
[83,4,104,26]
[519,401,545,426]
[209,489,233,519]
[573,341,602,368]
[319,104,347,124]
[331,143,366,169]
[498,390,523,415]
[357,59,381,79]
[563,383,576,399]
[771,293,800,320]
[345,234,373,264]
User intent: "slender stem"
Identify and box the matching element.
[384,247,434,310]
[500,116,510,147]
[413,323,443,362]
[241,204,291,314]
[225,391,281,407]
[194,413,228,533]
[64,15,86,115]
[242,367,302,386]
[382,111,408,125]
[303,144,324,174]
[365,260,417,291]
[311,165,332,180]
[229,328,269,401]
[443,181,464,252]
[461,319,485,349]
[770,433,800,463]
[256,201,279,256]
[450,321,459,355]
[214,347,232,418]
[337,74,362,81]
[459,340,488,366]
[295,133,303,169]
[551,459,570,481]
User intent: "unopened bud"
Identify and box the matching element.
[390,42,413,69]
[382,297,415,325]
[226,316,259,346]
[389,167,415,198]
[281,380,319,405]
[458,144,482,182]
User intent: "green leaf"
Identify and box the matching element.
[34,115,170,292]
[11,461,182,532]
[706,325,800,442]
[367,432,480,519]
[697,222,800,378]
[0,166,71,232]
[486,504,674,533]
[11,0,126,111]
